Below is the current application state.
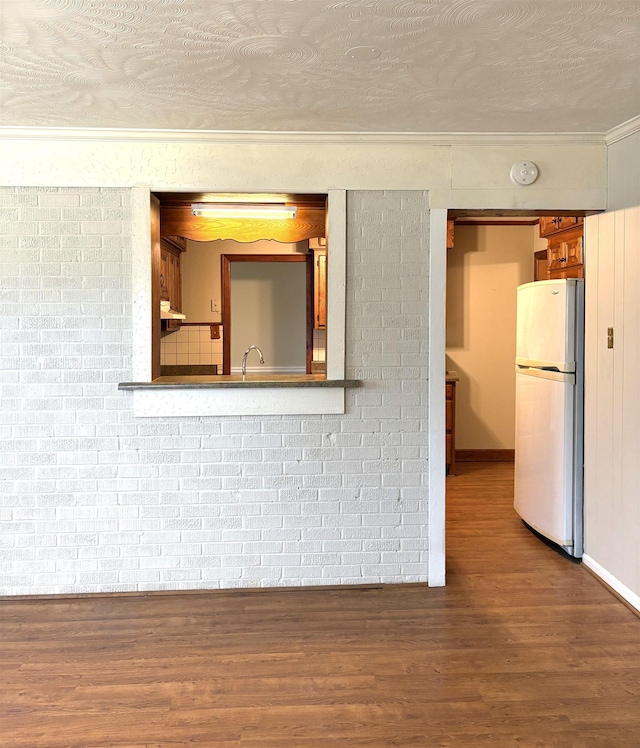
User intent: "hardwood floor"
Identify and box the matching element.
[1,462,639,747]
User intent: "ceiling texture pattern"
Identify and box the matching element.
[0,0,639,133]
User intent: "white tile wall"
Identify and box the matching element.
[0,188,429,595]
[312,328,326,362]
[161,325,223,367]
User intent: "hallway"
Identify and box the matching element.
[1,463,639,747]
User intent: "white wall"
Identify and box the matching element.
[606,128,640,211]
[0,132,609,595]
[0,132,606,211]
[446,224,535,449]
[583,127,640,608]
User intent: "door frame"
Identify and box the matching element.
[427,209,448,587]
[220,253,314,375]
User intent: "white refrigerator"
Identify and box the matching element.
[514,278,584,558]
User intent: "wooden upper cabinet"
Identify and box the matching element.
[160,249,170,302]
[536,216,585,281]
[539,216,583,238]
[160,237,185,312]
[163,235,187,252]
[547,227,584,279]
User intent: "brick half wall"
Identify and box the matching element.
[0,188,430,595]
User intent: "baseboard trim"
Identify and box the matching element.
[582,554,640,617]
[456,449,515,462]
[0,581,436,603]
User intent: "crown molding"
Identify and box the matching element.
[605,115,640,145]
[0,126,606,147]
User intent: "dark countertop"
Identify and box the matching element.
[119,374,361,390]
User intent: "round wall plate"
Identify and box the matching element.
[510,161,539,185]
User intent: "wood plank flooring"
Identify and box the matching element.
[1,462,639,747]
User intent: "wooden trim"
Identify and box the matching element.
[179,322,222,326]
[449,209,601,218]
[456,449,515,462]
[150,194,161,381]
[161,235,187,253]
[0,582,400,602]
[221,255,231,375]
[534,248,549,281]
[160,365,218,376]
[160,205,326,243]
[306,253,313,374]
[454,219,539,226]
[222,254,309,263]
[221,253,313,376]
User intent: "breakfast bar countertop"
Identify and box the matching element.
[119,375,361,390]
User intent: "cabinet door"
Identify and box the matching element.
[556,216,583,232]
[160,241,183,312]
[547,236,566,272]
[539,216,560,237]
[547,227,583,273]
[540,216,583,237]
[160,249,170,301]
[564,232,583,268]
[168,252,181,312]
[314,249,326,329]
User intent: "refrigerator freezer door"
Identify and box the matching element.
[516,279,578,371]
[514,368,575,549]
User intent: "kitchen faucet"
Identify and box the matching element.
[241,345,265,381]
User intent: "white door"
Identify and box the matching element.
[516,280,578,370]
[514,368,575,548]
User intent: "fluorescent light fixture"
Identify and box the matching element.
[191,203,298,219]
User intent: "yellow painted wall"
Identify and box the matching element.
[446,224,537,449]
[181,238,307,324]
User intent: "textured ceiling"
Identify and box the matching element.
[1,0,639,134]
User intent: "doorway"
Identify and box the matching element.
[445,217,544,468]
[429,209,589,586]
[221,253,313,375]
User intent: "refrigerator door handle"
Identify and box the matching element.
[515,366,575,385]
[516,356,576,371]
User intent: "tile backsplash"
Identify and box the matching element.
[163,325,324,367]
[161,324,223,368]
[313,328,326,362]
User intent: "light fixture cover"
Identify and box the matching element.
[510,161,539,186]
[191,203,298,219]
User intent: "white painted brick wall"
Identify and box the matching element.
[0,188,429,595]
